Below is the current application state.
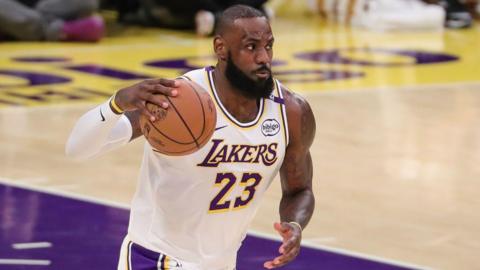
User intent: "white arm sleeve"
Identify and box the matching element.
[65,98,133,160]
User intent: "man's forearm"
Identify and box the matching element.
[65,98,132,160]
[279,188,315,229]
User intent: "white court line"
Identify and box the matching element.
[0,259,51,265]
[12,242,52,250]
[0,177,129,209]
[0,177,430,269]
[307,236,337,243]
[248,230,431,270]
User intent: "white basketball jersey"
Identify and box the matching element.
[128,67,289,270]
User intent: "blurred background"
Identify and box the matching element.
[1,1,480,269]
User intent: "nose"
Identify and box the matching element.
[255,48,271,66]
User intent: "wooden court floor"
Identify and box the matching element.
[1,17,480,269]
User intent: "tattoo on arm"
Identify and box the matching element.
[279,87,316,229]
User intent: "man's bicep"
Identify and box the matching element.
[125,110,143,140]
[280,90,316,193]
[280,147,313,194]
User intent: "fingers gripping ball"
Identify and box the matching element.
[139,79,217,155]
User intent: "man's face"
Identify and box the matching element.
[223,17,274,99]
[225,51,274,99]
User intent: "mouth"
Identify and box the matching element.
[255,70,271,79]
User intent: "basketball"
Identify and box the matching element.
[139,79,217,156]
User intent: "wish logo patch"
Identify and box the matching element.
[261,119,280,136]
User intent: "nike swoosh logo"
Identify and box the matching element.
[100,108,105,122]
[215,125,227,131]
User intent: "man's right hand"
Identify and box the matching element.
[114,78,179,121]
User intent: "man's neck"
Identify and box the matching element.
[212,67,260,123]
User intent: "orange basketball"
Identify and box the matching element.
[139,79,216,156]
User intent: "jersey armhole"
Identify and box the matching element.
[275,80,290,146]
[178,75,192,81]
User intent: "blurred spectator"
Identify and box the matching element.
[0,0,104,42]
[313,0,445,31]
[103,0,271,36]
[312,0,477,31]
[438,0,473,28]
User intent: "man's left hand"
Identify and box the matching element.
[263,222,302,269]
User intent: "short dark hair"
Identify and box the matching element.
[214,5,266,35]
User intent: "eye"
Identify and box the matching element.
[266,44,272,51]
[246,44,255,51]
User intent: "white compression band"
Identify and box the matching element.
[65,98,133,160]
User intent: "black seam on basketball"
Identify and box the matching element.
[147,115,196,145]
[151,135,211,154]
[152,145,197,155]
[184,80,207,140]
[152,133,211,155]
[166,96,200,148]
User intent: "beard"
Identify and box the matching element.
[225,53,274,99]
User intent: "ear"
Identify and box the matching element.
[213,36,227,62]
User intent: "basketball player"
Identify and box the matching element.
[66,5,315,270]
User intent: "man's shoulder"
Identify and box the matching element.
[278,84,310,114]
[180,67,211,88]
[279,84,316,146]
[182,67,210,79]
